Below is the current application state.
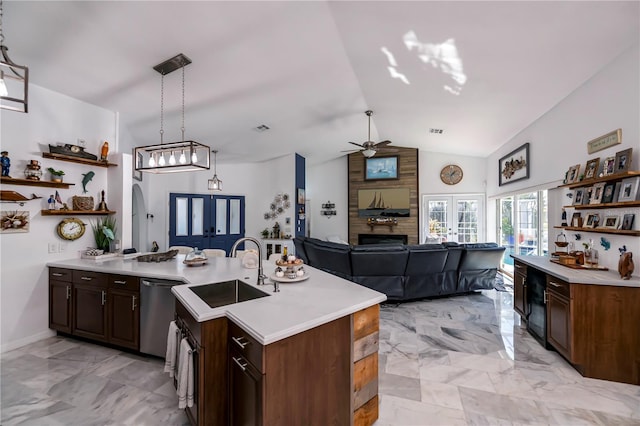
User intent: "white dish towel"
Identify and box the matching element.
[164,321,180,377]
[177,337,194,409]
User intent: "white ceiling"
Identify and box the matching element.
[4,1,639,165]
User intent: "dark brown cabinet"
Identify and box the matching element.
[229,346,263,426]
[49,268,72,333]
[545,277,572,360]
[513,261,528,320]
[49,268,140,351]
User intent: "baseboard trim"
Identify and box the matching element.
[0,330,56,353]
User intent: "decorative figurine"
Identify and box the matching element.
[96,190,109,211]
[618,246,634,280]
[100,141,109,161]
[81,171,95,194]
[1,151,10,177]
[561,208,568,226]
[600,237,611,251]
[47,194,56,210]
[151,241,159,252]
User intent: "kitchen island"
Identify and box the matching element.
[512,254,640,385]
[47,255,386,426]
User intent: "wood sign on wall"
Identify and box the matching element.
[348,147,419,245]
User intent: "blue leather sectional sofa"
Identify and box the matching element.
[293,237,505,302]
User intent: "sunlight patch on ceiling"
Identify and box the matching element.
[403,31,467,95]
[381,47,410,85]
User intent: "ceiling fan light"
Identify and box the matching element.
[362,148,376,158]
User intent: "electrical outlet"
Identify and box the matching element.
[77,138,86,147]
[59,242,66,252]
[48,242,58,253]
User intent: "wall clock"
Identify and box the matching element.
[57,218,86,241]
[440,164,463,185]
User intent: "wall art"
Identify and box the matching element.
[357,188,410,218]
[1,210,29,233]
[499,143,529,186]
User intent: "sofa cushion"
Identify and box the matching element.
[351,244,406,253]
[303,237,352,279]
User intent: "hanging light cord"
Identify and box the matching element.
[159,73,164,144]
[0,0,5,47]
[181,61,185,141]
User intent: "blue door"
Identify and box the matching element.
[169,193,245,254]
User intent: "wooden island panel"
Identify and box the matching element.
[352,304,380,426]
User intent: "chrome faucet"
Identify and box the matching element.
[230,237,275,291]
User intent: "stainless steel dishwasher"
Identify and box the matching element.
[140,278,184,358]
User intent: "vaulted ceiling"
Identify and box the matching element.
[4,1,639,164]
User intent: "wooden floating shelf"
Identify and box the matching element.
[554,225,640,236]
[0,176,74,189]
[564,201,640,210]
[557,171,640,189]
[42,152,117,168]
[41,210,116,216]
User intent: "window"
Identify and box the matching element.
[498,190,548,274]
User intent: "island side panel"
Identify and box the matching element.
[572,283,640,385]
[352,304,380,426]
[263,315,352,426]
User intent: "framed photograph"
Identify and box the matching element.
[583,158,599,180]
[613,148,632,175]
[365,156,398,181]
[601,215,620,229]
[571,212,583,228]
[617,176,640,202]
[583,213,600,229]
[297,188,305,205]
[621,213,635,231]
[566,164,581,184]
[602,156,616,176]
[572,188,586,205]
[589,182,606,205]
[499,142,529,186]
[601,182,616,203]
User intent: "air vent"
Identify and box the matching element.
[429,128,444,134]
[254,124,270,132]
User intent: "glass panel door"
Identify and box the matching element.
[423,195,484,244]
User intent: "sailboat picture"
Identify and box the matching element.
[358,188,410,218]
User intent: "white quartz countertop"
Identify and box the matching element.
[511,255,640,287]
[47,256,387,345]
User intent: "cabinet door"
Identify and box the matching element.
[513,272,527,319]
[73,283,108,342]
[229,350,263,426]
[108,289,139,350]
[547,290,571,360]
[49,281,72,333]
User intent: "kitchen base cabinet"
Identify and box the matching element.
[513,261,528,320]
[49,268,140,352]
[545,277,572,361]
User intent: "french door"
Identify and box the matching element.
[169,193,245,254]
[422,195,484,244]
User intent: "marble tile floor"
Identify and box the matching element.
[2,286,639,425]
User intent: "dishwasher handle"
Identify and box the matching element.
[141,279,183,288]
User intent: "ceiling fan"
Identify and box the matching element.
[342,110,396,158]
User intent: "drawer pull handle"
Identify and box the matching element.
[52,272,64,277]
[548,281,562,288]
[81,276,93,281]
[66,285,71,300]
[543,290,548,304]
[114,280,127,285]
[101,290,106,306]
[132,295,137,311]
[231,336,249,349]
[515,265,523,269]
[232,356,248,371]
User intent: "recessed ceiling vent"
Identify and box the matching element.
[429,128,444,134]
[254,124,270,132]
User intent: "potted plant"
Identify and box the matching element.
[92,216,117,252]
[261,228,269,239]
[47,167,65,183]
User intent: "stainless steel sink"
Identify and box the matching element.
[189,279,269,309]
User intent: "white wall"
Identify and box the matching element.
[307,156,348,242]
[0,84,117,351]
[485,44,640,272]
[143,154,297,251]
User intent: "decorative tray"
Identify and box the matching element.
[183,259,208,267]
[550,259,608,271]
[270,273,310,283]
[275,259,304,267]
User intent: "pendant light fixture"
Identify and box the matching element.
[134,53,210,173]
[208,150,223,191]
[0,0,29,113]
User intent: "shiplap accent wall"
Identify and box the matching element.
[348,147,419,245]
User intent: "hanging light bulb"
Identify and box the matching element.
[191,149,198,163]
[158,152,166,166]
[0,71,8,97]
[148,153,156,167]
[169,151,176,165]
[179,149,187,164]
[208,150,223,191]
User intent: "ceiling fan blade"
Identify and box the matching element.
[374,140,392,147]
[348,141,365,148]
[341,148,362,153]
